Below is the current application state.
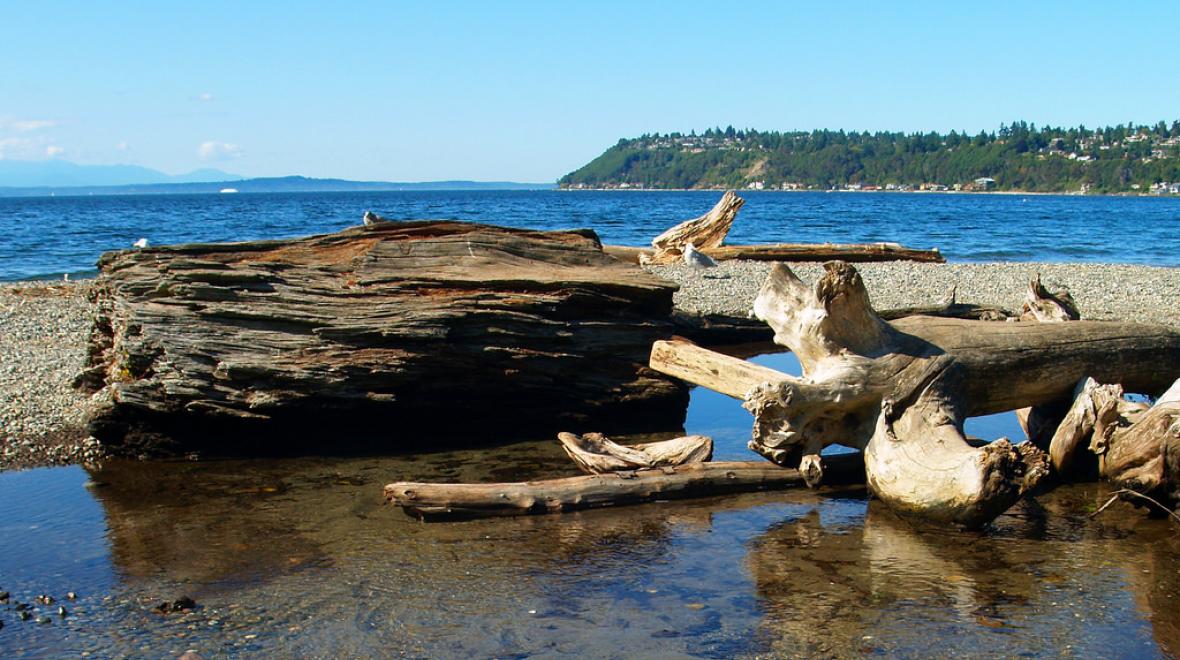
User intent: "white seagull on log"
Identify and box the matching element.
[132,238,149,249]
[363,211,390,227]
[683,242,717,269]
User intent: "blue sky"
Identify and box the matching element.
[2,1,1177,182]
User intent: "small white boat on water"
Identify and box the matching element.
[219,187,239,194]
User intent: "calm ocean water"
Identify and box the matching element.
[1,190,1178,280]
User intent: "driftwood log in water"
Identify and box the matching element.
[385,452,865,521]
[77,221,688,454]
[649,262,1180,526]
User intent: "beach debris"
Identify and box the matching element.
[385,453,864,521]
[132,238,149,249]
[640,191,743,265]
[1021,273,1079,322]
[648,261,1180,527]
[682,243,718,269]
[558,432,712,474]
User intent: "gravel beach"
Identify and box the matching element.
[2,261,1177,471]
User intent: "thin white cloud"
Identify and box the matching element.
[11,119,58,132]
[0,137,39,159]
[195,92,215,102]
[0,117,58,132]
[198,140,242,161]
[116,141,130,152]
[45,145,64,157]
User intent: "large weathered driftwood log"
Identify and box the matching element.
[639,191,745,265]
[650,262,1180,526]
[385,452,865,521]
[78,221,688,454]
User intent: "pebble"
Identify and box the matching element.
[0,281,105,471]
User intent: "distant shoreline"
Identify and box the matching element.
[557,187,1179,199]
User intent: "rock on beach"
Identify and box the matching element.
[2,261,1178,470]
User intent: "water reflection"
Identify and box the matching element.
[3,354,1180,655]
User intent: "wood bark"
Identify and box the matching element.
[607,242,946,266]
[557,432,712,474]
[650,261,1180,526]
[1094,379,1180,507]
[384,453,865,521]
[639,191,744,265]
[1045,377,1125,474]
[1020,273,1080,322]
[668,302,1012,346]
[78,221,688,454]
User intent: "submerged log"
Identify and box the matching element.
[78,221,688,454]
[639,191,744,265]
[557,432,712,474]
[385,452,865,521]
[650,262,1180,526]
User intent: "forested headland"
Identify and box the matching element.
[559,121,1180,194]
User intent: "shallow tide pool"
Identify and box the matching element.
[1,353,1178,657]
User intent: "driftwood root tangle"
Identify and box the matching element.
[650,261,1180,526]
[557,432,713,474]
[1020,273,1080,322]
[640,191,744,265]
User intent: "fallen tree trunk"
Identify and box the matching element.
[650,262,1180,526]
[699,242,945,263]
[385,452,865,521]
[670,301,1012,345]
[607,242,946,266]
[78,221,688,454]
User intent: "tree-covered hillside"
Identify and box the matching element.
[560,122,1180,193]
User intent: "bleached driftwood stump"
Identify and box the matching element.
[639,191,745,265]
[650,262,1180,526]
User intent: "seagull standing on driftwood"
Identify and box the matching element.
[363,211,390,227]
[132,238,149,249]
[683,242,717,268]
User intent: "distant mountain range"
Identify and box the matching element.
[0,160,241,188]
[0,160,552,196]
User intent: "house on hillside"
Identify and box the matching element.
[973,177,996,190]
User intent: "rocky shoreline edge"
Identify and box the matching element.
[2,261,1177,472]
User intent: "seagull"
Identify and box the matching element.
[362,211,390,227]
[683,242,717,269]
[132,238,149,249]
